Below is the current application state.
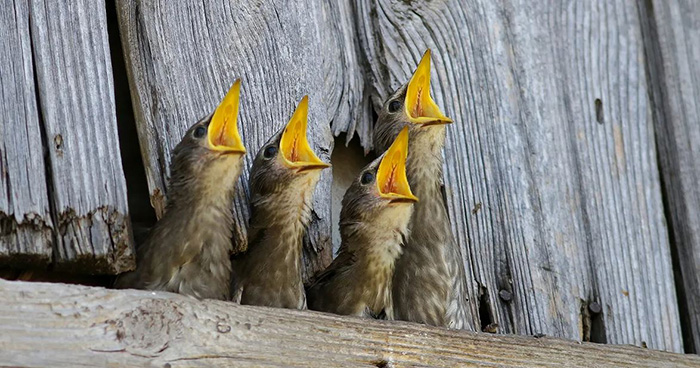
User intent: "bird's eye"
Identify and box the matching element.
[193,126,206,139]
[263,145,278,159]
[360,171,375,185]
[388,100,402,113]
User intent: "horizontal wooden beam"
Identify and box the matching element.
[0,279,697,367]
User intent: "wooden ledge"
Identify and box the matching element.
[0,279,697,367]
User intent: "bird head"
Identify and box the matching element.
[167,79,247,205]
[373,49,452,153]
[249,96,330,206]
[341,127,417,237]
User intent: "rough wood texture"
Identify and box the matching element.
[117,0,365,280]
[355,0,683,352]
[0,0,53,267]
[0,279,697,368]
[641,0,700,353]
[28,0,134,273]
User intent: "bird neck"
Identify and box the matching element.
[241,175,319,292]
[165,156,244,218]
[407,125,446,194]
[406,125,452,242]
[162,159,243,244]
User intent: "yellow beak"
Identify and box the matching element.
[208,79,246,154]
[376,127,418,203]
[280,96,331,172]
[404,49,453,126]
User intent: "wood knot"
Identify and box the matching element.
[112,299,184,357]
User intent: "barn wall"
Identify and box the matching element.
[0,0,698,353]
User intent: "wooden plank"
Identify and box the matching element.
[0,0,53,266]
[116,0,365,279]
[0,279,697,368]
[29,0,134,273]
[355,0,683,352]
[641,0,700,353]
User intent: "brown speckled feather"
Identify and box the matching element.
[232,117,327,309]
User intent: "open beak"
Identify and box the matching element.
[208,79,247,154]
[404,49,453,127]
[280,96,331,172]
[377,127,418,204]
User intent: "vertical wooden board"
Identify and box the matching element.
[554,1,680,351]
[116,0,364,280]
[0,0,53,266]
[644,0,700,352]
[29,0,134,274]
[356,0,682,352]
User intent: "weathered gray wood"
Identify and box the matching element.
[117,0,365,280]
[0,0,53,267]
[355,0,683,352]
[29,0,134,273]
[0,279,697,368]
[641,0,700,353]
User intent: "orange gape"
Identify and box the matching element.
[289,132,300,162]
[412,80,425,118]
[278,96,330,171]
[208,79,246,153]
[382,160,399,195]
[214,115,230,146]
[376,127,418,203]
[404,50,452,126]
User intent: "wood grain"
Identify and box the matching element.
[116,0,365,280]
[641,0,700,353]
[355,0,683,352]
[0,279,697,368]
[29,0,134,273]
[0,0,53,267]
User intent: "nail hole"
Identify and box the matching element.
[371,359,389,368]
[595,98,604,124]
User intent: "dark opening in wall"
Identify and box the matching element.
[105,0,157,244]
[330,133,375,254]
[478,286,495,332]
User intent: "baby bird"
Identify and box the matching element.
[307,127,417,319]
[233,96,330,309]
[373,50,473,329]
[115,80,246,300]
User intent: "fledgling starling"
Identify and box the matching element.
[306,127,417,319]
[373,50,472,329]
[114,80,246,300]
[233,96,330,309]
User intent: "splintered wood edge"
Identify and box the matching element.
[0,279,697,368]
